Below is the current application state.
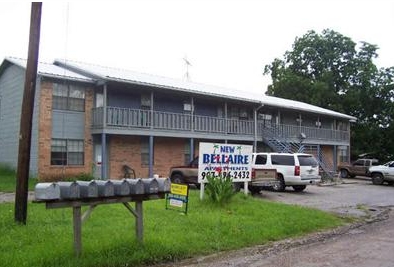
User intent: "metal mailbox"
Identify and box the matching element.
[58,181,80,199]
[142,178,159,194]
[77,181,98,198]
[156,178,171,192]
[95,180,115,197]
[34,182,61,200]
[111,179,131,196]
[125,178,145,195]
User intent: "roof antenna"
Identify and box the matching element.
[183,56,192,81]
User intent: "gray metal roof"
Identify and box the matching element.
[3,57,94,83]
[55,59,356,121]
[54,59,263,104]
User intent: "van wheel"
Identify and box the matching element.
[171,174,184,184]
[292,185,307,192]
[272,175,285,192]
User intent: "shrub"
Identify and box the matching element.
[205,174,236,205]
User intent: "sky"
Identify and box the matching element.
[0,0,393,95]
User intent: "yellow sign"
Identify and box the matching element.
[171,183,188,196]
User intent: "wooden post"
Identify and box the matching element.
[73,206,82,257]
[15,2,42,224]
[135,201,143,242]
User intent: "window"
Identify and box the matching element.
[298,155,318,167]
[141,137,153,166]
[271,155,295,166]
[353,159,364,166]
[95,93,103,108]
[53,84,85,111]
[141,94,151,109]
[254,154,267,165]
[51,139,84,165]
[184,141,191,165]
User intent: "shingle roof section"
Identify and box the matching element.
[4,57,94,83]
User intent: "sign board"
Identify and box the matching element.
[166,183,189,214]
[198,142,253,183]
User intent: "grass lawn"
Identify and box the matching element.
[0,190,345,267]
[0,165,37,192]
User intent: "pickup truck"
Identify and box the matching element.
[337,158,379,178]
[368,161,394,185]
[169,157,279,193]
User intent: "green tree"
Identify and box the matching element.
[264,29,394,160]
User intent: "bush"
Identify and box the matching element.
[205,174,236,205]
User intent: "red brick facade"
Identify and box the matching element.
[37,81,94,181]
[108,136,186,179]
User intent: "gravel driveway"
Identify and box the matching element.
[153,178,394,267]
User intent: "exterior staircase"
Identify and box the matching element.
[262,126,335,179]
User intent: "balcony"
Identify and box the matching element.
[91,107,349,144]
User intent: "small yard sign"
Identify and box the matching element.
[166,183,189,214]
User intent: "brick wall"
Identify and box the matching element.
[37,82,94,181]
[108,136,186,179]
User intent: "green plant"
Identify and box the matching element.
[205,173,236,205]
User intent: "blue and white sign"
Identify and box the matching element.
[198,142,253,183]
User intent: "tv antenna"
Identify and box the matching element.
[183,56,192,81]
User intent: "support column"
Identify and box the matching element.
[333,145,338,171]
[190,138,194,160]
[101,133,106,179]
[149,136,154,177]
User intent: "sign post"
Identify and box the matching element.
[198,142,253,199]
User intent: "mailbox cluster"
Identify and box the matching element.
[35,178,171,200]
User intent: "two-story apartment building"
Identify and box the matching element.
[0,57,356,181]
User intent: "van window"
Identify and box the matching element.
[298,155,318,166]
[255,155,267,165]
[271,155,294,166]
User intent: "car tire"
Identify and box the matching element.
[371,173,384,185]
[171,173,184,184]
[292,185,307,192]
[248,186,261,195]
[272,175,285,192]
[232,182,241,192]
[340,169,349,178]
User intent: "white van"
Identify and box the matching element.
[251,152,321,192]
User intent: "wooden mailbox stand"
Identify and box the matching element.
[35,193,165,257]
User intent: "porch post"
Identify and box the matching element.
[149,136,154,177]
[254,108,257,152]
[101,133,106,180]
[190,138,194,160]
[333,145,338,171]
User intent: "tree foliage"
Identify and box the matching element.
[264,29,394,160]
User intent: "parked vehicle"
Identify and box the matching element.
[337,158,379,178]
[368,161,394,185]
[251,152,321,192]
[169,158,243,191]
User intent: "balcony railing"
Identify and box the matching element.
[92,107,349,142]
